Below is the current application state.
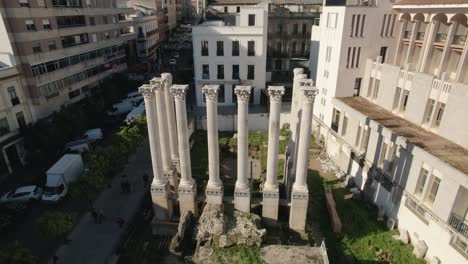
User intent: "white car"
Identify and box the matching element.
[0,186,43,205]
[81,128,103,143]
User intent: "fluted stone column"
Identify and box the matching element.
[171,85,198,216]
[202,85,223,204]
[234,86,251,213]
[139,84,173,222]
[151,78,178,189]
[289,85,318,232]
[161,73,180,171]
[262,86,284,223]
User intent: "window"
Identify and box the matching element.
[248,14,255,26]
[301,42,306,55]
[26,20,36,31]
[302,24,307,36]
[232,41,239,56]
[48,40,57,50]
[331,108,340,132]
[19,0,30,7]
[426,177,441,204]
[423,99,435,124]
[202,64,209,79]
[387,146,397,173]
[326,12,337,28]
[326,46,332,62]
[355,125,362,147]
[236,6,240,13]
[90,17,95,26]
[216,41,224,56]
[415,168,429,197]
[293,24,298,35]
[8,87,19,106]
[354,78,361,96]
[92,33,97,43]
[378,142,388,168]
[68,89,81,99]
[0,118,10,136]
[201,41,208,56]
[276,42,282,55]
[278,24,283,33]
[247,41,255,56]
[292,42,297,55]
[380,47,388,63]
[401,90,409,112]
[43,19,51,30]
[16,112,26,129]
[103,16,108,24]
[434,103,445,127]
[393,87,402,110]
[32,43,42,53]
[341,116,348,136]
[360,128,369,152]
[224,7,228,13]
[247,65,254,80]
[217,65,224,79]
[346,47,361,68]
[275,59,282,70]
[232,65,239,79]
[372,79,380,99]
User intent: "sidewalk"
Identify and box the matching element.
[52,139,152,264]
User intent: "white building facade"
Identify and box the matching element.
[312,0,468,263]
[192,5,268,106]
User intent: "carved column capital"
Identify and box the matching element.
[234,86,251,103]
[268,86,285,103]
[202,85,219,102]
[170,85,189,101]
[301,86,319,103]
[150,77,165,91]
[139,84,156,99]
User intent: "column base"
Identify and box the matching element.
[262,188,279,224]
[178,183,198,217]
[164,168,179,192]
[234,186,251,213]
[150,181,174,221]
[289,188,309,232]
[205,185,223,205]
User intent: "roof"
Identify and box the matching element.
[395,0,468,5]
[336,96,468,175]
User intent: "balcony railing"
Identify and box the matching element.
[453,34,466,46]
[435,33,447,43]
[405,196,430,225]
[52,0,82,8]
[449,213,468,238]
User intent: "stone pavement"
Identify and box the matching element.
[52,139,152,264]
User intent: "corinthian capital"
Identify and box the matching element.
[202,85,219,102]
[301,86,319,103]
[268,86,285,103]
[171,85,189,101]
[300,79,315,87]
[234,86,251,103]
[161,73,173,89]
[139,84,156,99]
[150,77,164,91]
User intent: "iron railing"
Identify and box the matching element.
[449,213,468,238]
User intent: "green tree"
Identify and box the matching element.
[36,211,77,239]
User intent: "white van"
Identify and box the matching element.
[124,101,145,125]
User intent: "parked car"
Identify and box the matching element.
[0,186,43,206]
[124,101,145,125]
[108,100,134,116]
[41,154,84,203]
[64,141,91,154]
[81,128,103,143]
[124,91,143,104]
[169,59,177,65]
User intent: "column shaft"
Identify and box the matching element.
[237,100,249,188]
[162,73,180,164]
[294,96,314,190]
[206,99,221,188]
[174,94,192,185]
[153,84,173,172]
[265,101,281,189]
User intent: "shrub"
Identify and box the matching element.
[0,241,37,264]
[36,211,77,239]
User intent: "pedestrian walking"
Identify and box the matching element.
[142,173,149,188]
[98,209,104,224]
[91,207,98,224]
[116,217,125,228]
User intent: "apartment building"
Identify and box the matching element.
[311,0,468,262]
[131,5,159,71]
[192,5,268,106]
[0,0,136,119]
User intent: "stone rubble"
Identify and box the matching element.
[392,229,410,244]
[412,240,428,259]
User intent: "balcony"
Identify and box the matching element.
[52,0,82,8]
[405,195,430,225]
[61,33,89,48]
[435,33,447,44]
[56,16,86,28]
[453,35,466,46]
[449,213,468,238]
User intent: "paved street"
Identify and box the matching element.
[53,139,152,264]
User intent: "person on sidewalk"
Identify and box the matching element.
[91,207,98,224]
[116,217,125,228]
[142,173,149,188]
[98,209,105,224]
